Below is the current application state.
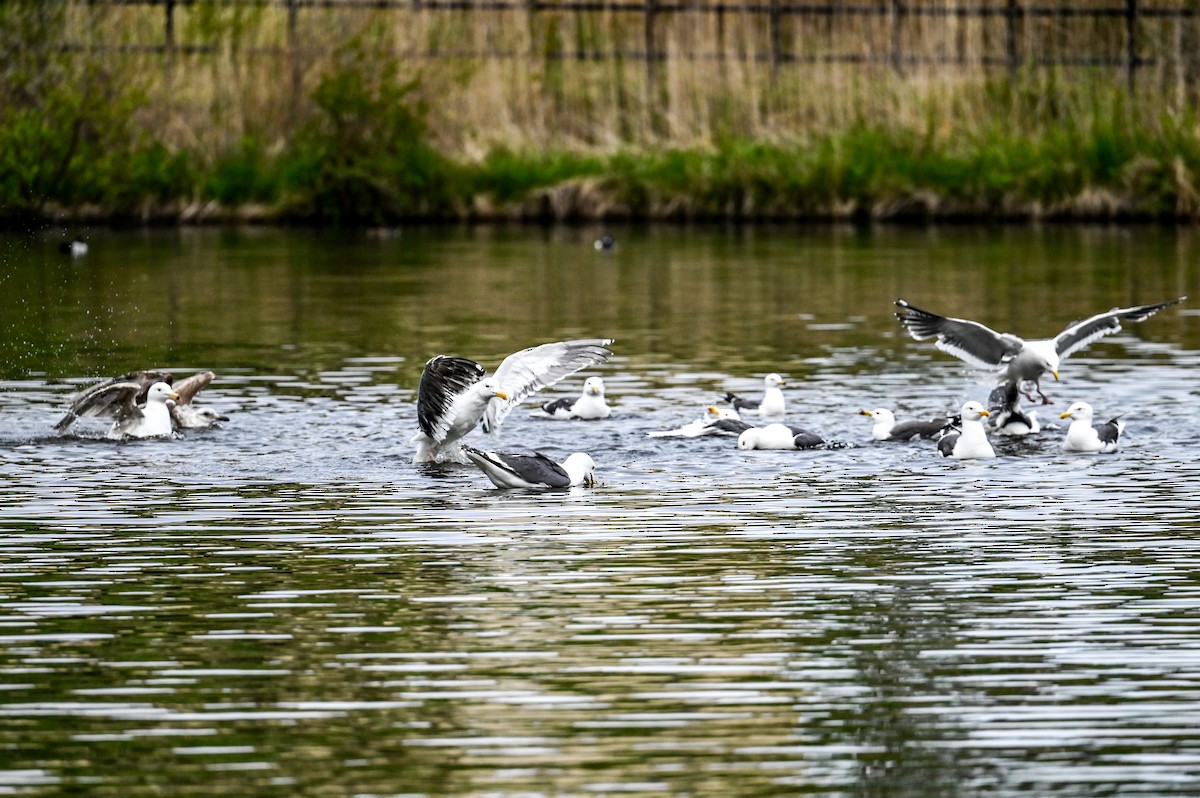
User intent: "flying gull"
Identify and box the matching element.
[722,373,786,419]
[1060,402,1124,453]
[859,407,948,441]
[463,447,597,489]
[648,405,751,438]
[986,381,1040,437]
[936,401,995,459]
[55,380,179,439]
[411,338,614,463]
[895,297,1186,403]
[535,376,611,420]
[736,423,824,451]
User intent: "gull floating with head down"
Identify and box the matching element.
[463,446,597,489]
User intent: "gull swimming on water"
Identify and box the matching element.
[535,376,611,420]
[463,446,597,489]
[1060,402,1124,453]
[936,401,995,459]
[55,379,179,439]
[895,297,1186,404]
[411,338,614,463]
[859,407,948,441]
[167,371,228,429]
[722,373,786,420]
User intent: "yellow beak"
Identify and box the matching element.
[168,392,180,401]
[859,409,872,417]
[1051,370,1060,382]
[1060,411,1073,419]
[584,472,596,487]
[493,390,509,400]
[979,409,991,417]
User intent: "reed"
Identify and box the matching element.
[3,0,1200,221]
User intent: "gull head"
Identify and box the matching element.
[1060,401,1094,422]
[146,382,180,404]
[961,401,990,422]
[584,377,605,397]
[563,452,597,487]
[765,373,785,389]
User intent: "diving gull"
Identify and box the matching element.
[463,447,597,489]
[986,381,1040,437]
[411,338,614,463]
[722,373,786,419]
[55,380,179,440]
[859,408,948,441]
[936,401,995,459]
[1060,402,1124,453]
[737,423,824,451]
[895,297,1186,403]
[648,406,751,438]
[535,376,611,420]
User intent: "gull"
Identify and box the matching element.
[167,371,228,429]
[936,401,995,459]
[736,423,824,451]
[859,408,948,441]
[1060,402,1124,453]
[55,380,179,439]
[463,447,597,489]
[411,338,614,463]
[986,381,1040,436]
[722,373,786,419]
[535,376,611,420]
[647,406,751,438]
[895,297,1186,403]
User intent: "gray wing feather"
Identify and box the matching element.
[55,381,142,433]
[1053,297,1186,359]
[937,431,960,457]
[1096,418,1124,445]
[464,447,570,488]
[888,418,947,441]
[895,300,1025,369]
[483,339,614,432]
[171,371,214,405]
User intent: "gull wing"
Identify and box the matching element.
[483,338,614,432]
[54,381,142,433]
[171,371,215,405]
[416,356,486,443]
[895,300,1025,369]
[1053,297,1186,359]
[463,447,570,488]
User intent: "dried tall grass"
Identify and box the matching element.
[49,0,1200,158]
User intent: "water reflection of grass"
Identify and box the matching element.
[4,4,1200,223]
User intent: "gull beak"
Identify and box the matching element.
[859,409,872,417]
[1060,411,1073,419]
[168,391,181,401]
[584,471,596,487]
[979,409,991,417]
[493,390,509,400]
[1051,370,1060,382]
[707,405,719,413]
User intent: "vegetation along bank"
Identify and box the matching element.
[4,1,1200,225]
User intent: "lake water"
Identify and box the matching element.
[1,225,1199,796]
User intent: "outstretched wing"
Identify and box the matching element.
[171,371,215,405]
[54,381,142,433]
[1054,297,1186,359]
[483,339,614,432]
[895,299,1024,369]
[417,356,486,443]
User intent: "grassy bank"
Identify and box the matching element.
[4,1,1200,224]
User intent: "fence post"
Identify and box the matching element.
[164,0,176,86]
[1006,0,1019,77]
[645,0,657,87]
[769,0,781,81]
[1125,0,1139,91]
[287,0,301,122]
[890,0,904,74]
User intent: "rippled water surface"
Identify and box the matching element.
[2,225,1200,796]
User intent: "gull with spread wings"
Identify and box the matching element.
[895,297,1186,404]
[411,338,614,463]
